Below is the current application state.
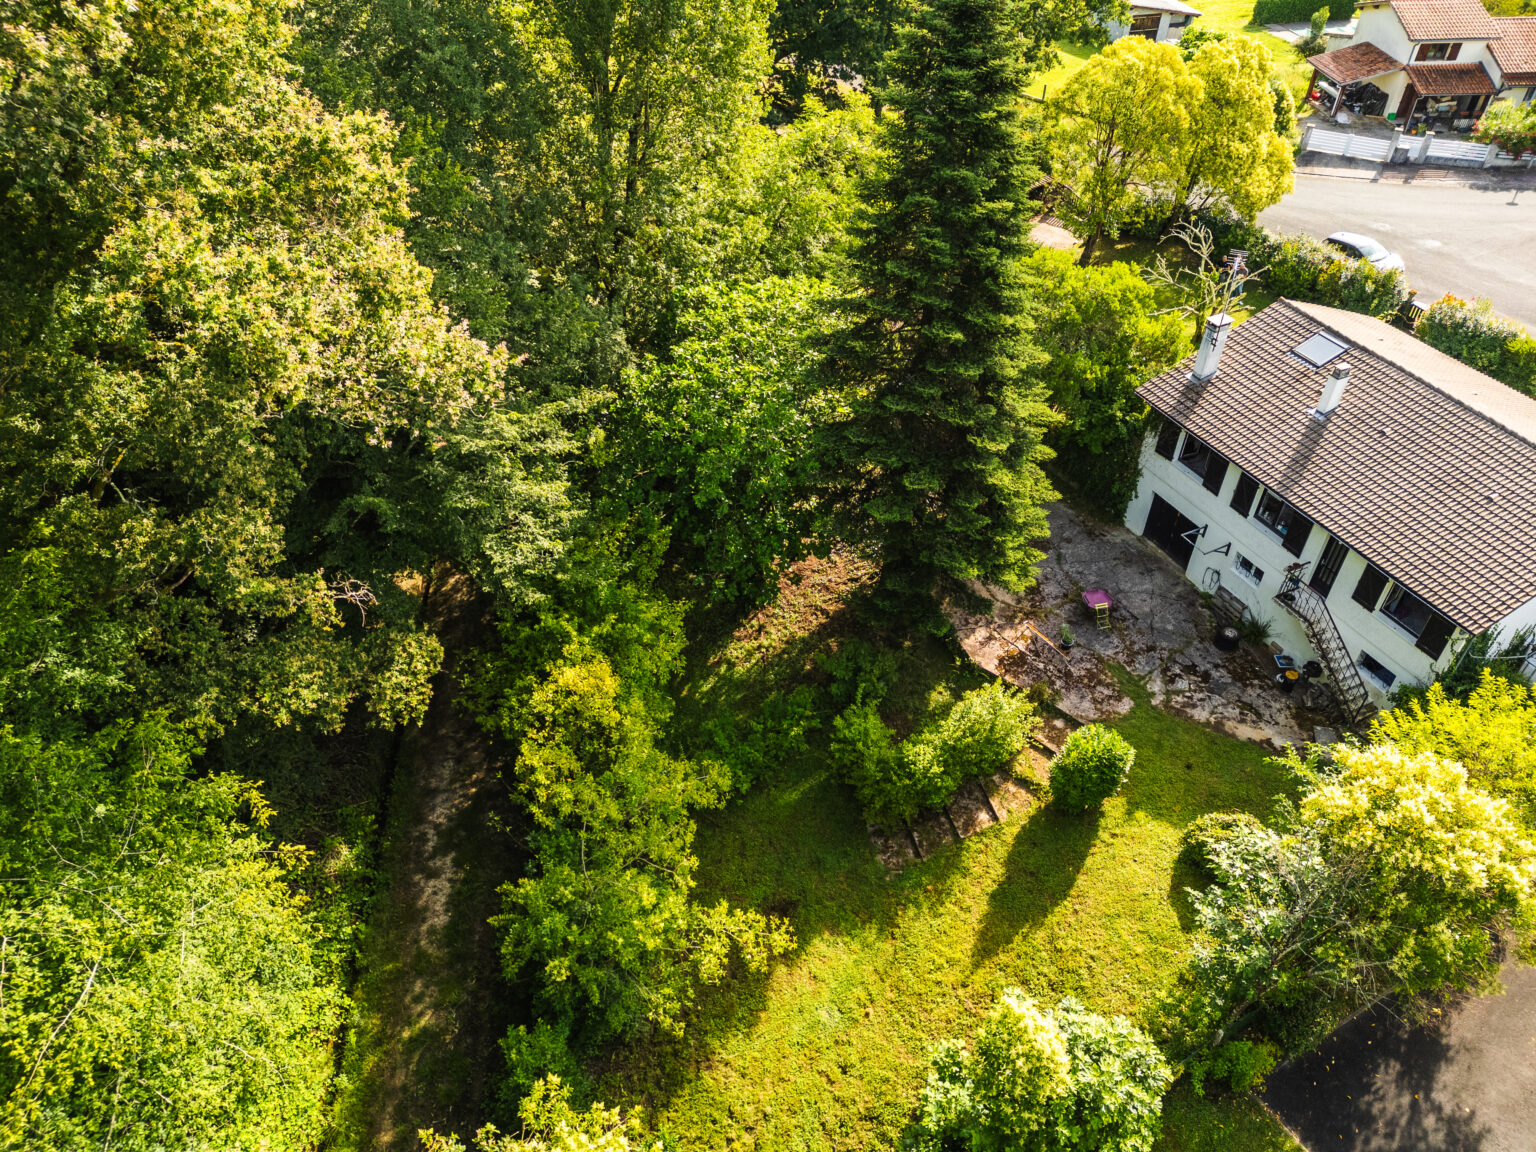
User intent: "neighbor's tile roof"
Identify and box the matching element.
[1311,42,1404,85]
[1404,60,1497,95]
[1492,17,1536,85]
[1388,0,1501,41]
[1137,299,1536,633]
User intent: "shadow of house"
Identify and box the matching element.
[1263,962,1536,1152]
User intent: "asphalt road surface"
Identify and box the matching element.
[1258,171,1536,331]
[1263,962,1536,1152]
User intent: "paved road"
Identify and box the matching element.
[1258,171,1536,330]
[1263,962,1536,1152]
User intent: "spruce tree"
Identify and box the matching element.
[831,0,1058,604]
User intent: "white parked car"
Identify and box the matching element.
[1325,231,1407,275]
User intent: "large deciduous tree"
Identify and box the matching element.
[0,719,339,1150]
[830,0,1060,605]
[1022,249,1188,518]
[1171,744,1536,1056]
[1166,34,1294,227]
[1048,37,1198,265]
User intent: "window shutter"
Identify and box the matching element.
[1154,422,1179,460]
[1202,454,1230,495]
[1230,472,1258,516]
[1282,516,1313,557]
[1352,564,1388,610]
[1448,43,1460,60]
[1415,613,1456,660]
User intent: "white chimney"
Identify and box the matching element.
[1313,362,1350,420]
[1190,313,1233,383]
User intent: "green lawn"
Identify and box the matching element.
[602,617,1301,1151]
[1027,0,1314,101]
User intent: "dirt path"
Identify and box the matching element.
[330,573,519,1151]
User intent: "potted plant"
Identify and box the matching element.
[1059,624,1075,651]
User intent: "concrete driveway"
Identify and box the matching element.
[1257,169,1536,331]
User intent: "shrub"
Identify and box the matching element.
[1236,614,1274,647]
[1472,100,1536,159]
[1188,1038,1280,1096]
[1181,810,1266,875]
[1416,295,1536,396]
[1295,7,1331,58]
[832,680,1036,823]
[914,991,1172,1152]
[830,694,901,810]
[1051,724,1135,812]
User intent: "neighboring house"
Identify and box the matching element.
[1104,0,1202,43]
[1491,17,1536,106]
[1124,298,1536,723]
[1306,0,1535,126]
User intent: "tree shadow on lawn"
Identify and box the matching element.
[968,803,1100,972]
[604,766,976,1114]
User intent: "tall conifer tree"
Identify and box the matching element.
[831,0,1058,604]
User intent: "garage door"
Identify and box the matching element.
[1142,494,1198,571]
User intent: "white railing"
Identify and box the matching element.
[1299,125,1536,169]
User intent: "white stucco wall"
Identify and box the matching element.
[1351,2,1412,60]
[1124,427,1464,704]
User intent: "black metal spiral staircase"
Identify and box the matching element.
[1275,573,1376,727]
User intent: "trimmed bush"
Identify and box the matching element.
[914,991,1173,1152]
[1416,295,1536,396]
[1181,810,1267,875]
[1050,724,1135,811]
[832,680,1037,823]
[1251,0,1351,24]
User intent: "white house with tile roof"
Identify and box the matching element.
[1308,0,1536,125]
[1125,299,1536,722]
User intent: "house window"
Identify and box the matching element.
[1233,555,1265,587]
[1414,42,1461,62]
[1380,584,1434,639]
[1153,421,1181,460]
[1176,434,1229,493]
[1252,491,1313,555]
[1358,651,1397,691]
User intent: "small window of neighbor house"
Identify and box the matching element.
[1233,555,1265,587]
[1359,651,1397,690]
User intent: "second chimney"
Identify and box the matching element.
[1314,362,1350,420]
[1190,313,1233,384]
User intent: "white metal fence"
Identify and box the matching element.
[1300,125,1536,169]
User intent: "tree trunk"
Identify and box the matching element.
[1078,229,1099,267]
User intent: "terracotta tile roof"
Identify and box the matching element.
[1491,17,1536,86]
[1311,42,1404,85]
[1404,60,1497,95]
[1137,299,1536,632]
[1388,0,1500,42]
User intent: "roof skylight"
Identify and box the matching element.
[1293,331,1351,368]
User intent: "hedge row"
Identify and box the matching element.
[1417,296,1536,396]
[1251,0,1352,25]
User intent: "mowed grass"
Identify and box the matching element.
[1026,1,1314,101]
[604,658,1300,1151]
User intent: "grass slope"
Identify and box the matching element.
[604,586,1300,1152]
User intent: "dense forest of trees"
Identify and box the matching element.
[8,0,1530,1149]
